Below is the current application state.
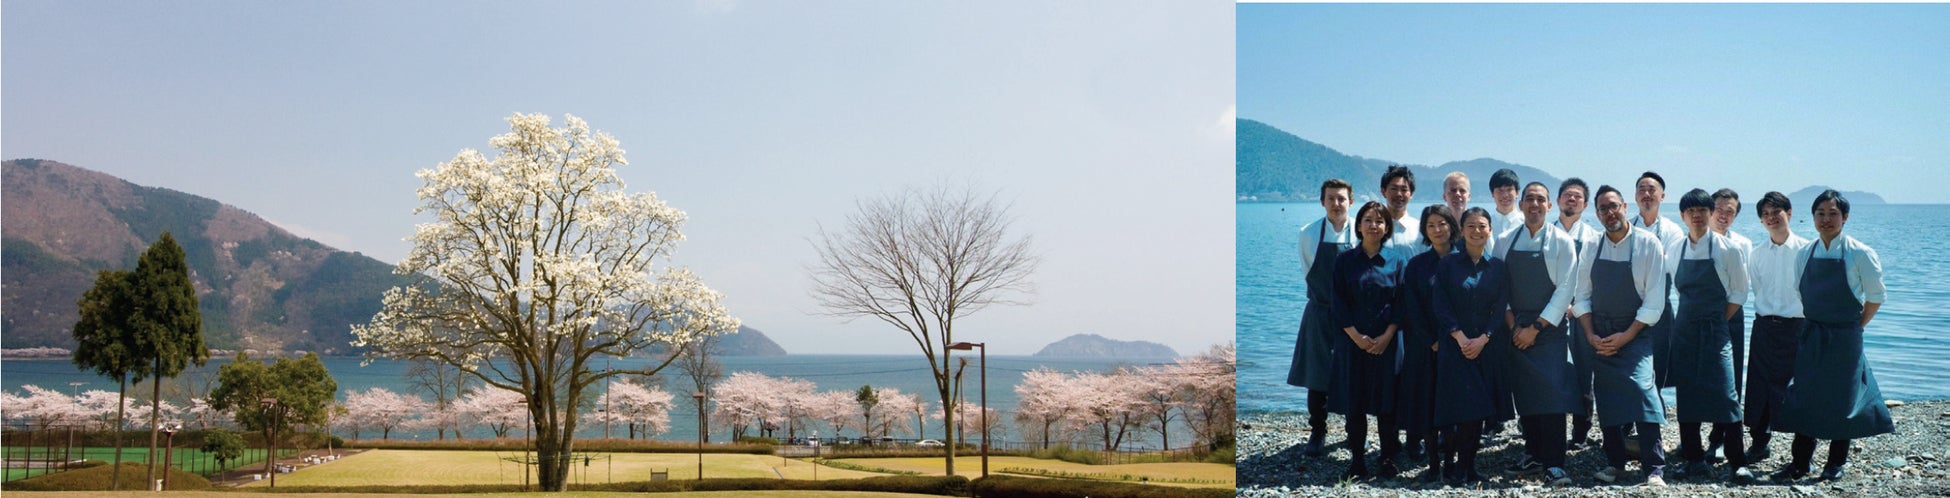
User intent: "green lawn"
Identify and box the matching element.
[246,449,887,487]
[826,456,1236,488]
[3,446,295,481]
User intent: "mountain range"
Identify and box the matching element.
[1,159,784,356]
[1237,119,1883,207]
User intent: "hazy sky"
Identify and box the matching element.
[1241,4,1950,203]
[3,1,1235,356]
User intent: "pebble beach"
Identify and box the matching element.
[1238,400,1950,497]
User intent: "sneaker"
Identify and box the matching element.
[1594,466,1624,483]
[1770,466,1810,482]
[1818,465,1846,481]
[1731,466,1755,483]
[1645,474,1668,487]
[1506,454,1545,475]
[1545,467,1573,487]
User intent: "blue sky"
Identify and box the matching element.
[1241,4,1950,203]
[2,1,1235,355]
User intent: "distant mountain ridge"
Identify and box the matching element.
[1237,119,1883,205]
[1,159,790,357]
[1033,333,1177,358]
[1237,119,1562,204]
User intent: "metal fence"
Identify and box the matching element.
[3,428,301,482]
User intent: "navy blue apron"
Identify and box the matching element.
[1395,248,1447,434]
[1642,221,1678,389]
[1672,236,1741,424]
[1288,223,1347,391]
[1774,242,1894,440]
[1588,236,1665,426]
[1327,248,1400,416]
[1502,229,1580,416]
[1729,304,1747,396]
[1744,314,1801,430]
[1432,254,1500,428]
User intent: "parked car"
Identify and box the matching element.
[915,439,944,447]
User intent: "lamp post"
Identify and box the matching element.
[258,398,278,488]
[514,399,530,492]
[66,382,84,468]
[946,341,987,477]
[692,391,705,480]
[159,422,180,490]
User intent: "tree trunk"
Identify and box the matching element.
[111,374,127,490]
[148,366,162,487]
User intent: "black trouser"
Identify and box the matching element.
[1680,422,1746,467]
[1518,414,1568,467]
[1345,413,1400,471]
[1602,422,1667,476]
[1788,435,1852,471]
[1443,420,1484,477]
[1307,390,1330,442]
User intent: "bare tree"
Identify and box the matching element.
[668,334,723,442]
[808,182,1037,476]
[405,357,471,440]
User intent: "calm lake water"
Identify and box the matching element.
[1238,202,1950,415]
[3,354,1179,448]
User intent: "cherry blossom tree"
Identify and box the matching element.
[950,400,1002,447]
[1069,371,1143,451]
[1012,368,1078,449]
[867,388,919,440]
[1176,343,1236,451]
[454,387,527,438]
[344,388,427,440]
[808,390,858,439]
[1127,364,1185,450]
[352,114,739,491]
[597,379,675,439]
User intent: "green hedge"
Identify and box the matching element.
[2,462,211,491]
[970,475,1232,498]
[241,475,968,495]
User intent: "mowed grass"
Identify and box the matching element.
[827,456,1236,488]
[3,492,945,498]
[243,449,886,487]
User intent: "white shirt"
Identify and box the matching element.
[1794,234,1887,305]
[1386,214,1423,260]
[1493,221,1580,326]
[1298,216,1354,270]
[1573,226,1669,326]
[1716,229,1755,310]
[1665,231,1751,307]
[1749,232,1812,318]
[1491,207,1524,242]
[1633,213,1688,310]
[1557,217,1603,255]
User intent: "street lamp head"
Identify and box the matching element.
[691,391,705,400]
[946,342,984,350]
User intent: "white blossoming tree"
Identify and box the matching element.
[352,114,739,491]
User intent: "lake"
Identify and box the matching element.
[2,353,1181,448]
[1238,201,1950,415]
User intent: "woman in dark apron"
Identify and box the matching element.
[1398,204,1458,483]
[1577,184,1669,486]
[1495,183,1582,486]
[1431,207,1506,486]
[1771,190,1893,482]
[1667,189,1751,481]
[1287,180,1354,458]
[1327,201,1406,480]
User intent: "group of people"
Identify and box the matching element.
[1285,167,1894,488]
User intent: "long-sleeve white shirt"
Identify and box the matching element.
[1297,216,1354,270]
[1717,229,1755,310]
[1748,232,1812,318]
[1494,221,1580,326]
[1557,217,1603,254]
[1794,234,1887,305]
[1665,231,1750,307]
[1491,207,1524,243]
[1572,227,1669,326]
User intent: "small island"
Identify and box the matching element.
[1033,333,1178,358]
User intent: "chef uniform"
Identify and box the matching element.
[1288,216,1354,455]
[1774,235,1893,477]
[1574,225,1670,480]
[1494,221,1582,473]
[1664,231,1750,473]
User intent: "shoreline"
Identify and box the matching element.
[1239,400,1950,497]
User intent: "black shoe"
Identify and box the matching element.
[1302,441,1324,458]
[1744,444,1771,463]
[1769,466,1809,482]
[1377,459,1401,477]
[1675,460,1714,481]
[1731,466,1755,483]
[1506,454,1545,475]
[1818,465,1846,481]
[1705,440,1726,464]
[1405,444,1427,460]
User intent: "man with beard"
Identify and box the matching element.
[1575,185,1670,487]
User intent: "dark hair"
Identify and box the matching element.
[1381,165,1416,193]
[1419,205,1458,247]
[1757,191,1792,215]
[1460,206,1494,228]
[1678,188,1714,211]
[1489,169,1520,191]
[1813,189,1850,216]
[1558,177,1588,198]
[1638,171,1666,191]
[1595,185,1623,203]
[1523,181,1550,200]
[1320,178,1352,198]
[1711,188,1741,214]
[1354,201,1394,245]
